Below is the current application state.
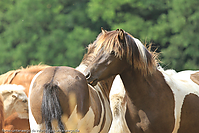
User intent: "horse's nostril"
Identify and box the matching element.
[85,72,91,80]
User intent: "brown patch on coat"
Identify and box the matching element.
[98,92,106,132]
[178,93,199,133]
[88,86,102,127]
[190,72,199,85]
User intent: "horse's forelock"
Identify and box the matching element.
[80,44,97,67]
[93,30,126,58]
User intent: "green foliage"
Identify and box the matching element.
[87,0,199,71]
[0,0,198,74]
[0,0,96,73]
[161,0,199,70]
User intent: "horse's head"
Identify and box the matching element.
[13,89,28,119]
[0,84,28,119]
[83,28,156,85]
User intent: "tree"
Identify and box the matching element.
[160,0,199,70]
[87,0,199,71]
[0,0,198,73]
[0,0,97,73]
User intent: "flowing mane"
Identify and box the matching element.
[80,44,96,67]
[0,64,49,84]
[91,29,158,75]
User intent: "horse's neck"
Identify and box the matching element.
[120,68,174,108]
[120,68,175,132]
[0,70,19,84]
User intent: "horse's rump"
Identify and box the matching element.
[29,66,90,132]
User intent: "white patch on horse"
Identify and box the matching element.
[76,64,87,74]
[63,84,109,133]
[132,37,147,64]
[136,110,150,131]
[160,69,199,133]
[109,75,130,133]
[62,105,95,132]
[28,71,44,131]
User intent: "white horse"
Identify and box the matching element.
[0,84,28,119]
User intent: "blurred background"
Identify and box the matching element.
[0,0,198,74]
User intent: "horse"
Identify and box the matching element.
[0,84,29,133]
[0,84,28,119]
[108,75,130,133]
[28,66,112,133]
[0,95,4,133]
[83,28,199,133]
[0,65,49,132]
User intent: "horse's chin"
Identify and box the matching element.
[89,79,98,86]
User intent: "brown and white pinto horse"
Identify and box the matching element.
[83,28,199,133]
[28,66,112,133]
[0,65,49,132]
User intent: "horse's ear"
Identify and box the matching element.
[116,29,119,31]
[118,29,125,42]
[101,27,107,34]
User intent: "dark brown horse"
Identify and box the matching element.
[83,28,199,133]
[28,66,112,133]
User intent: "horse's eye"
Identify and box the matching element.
[111,51,115,55]
[22,99,27,103]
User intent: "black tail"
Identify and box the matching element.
[42,82,65,133]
